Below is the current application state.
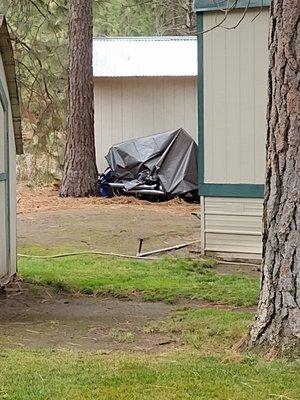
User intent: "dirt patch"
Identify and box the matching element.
[17,185,201,257]
[0,285,182,353]
[0,285,254,352]
[17,185,199,215]
[214,263,260,278]
[18,205,200,257]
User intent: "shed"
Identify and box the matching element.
[93,36,197,172]
[0,15,22,285]
[193,0,270,260]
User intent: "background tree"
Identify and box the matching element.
[1,0,195,184]
[248,0,300,354]
[59,0,98,197]
[1,0,68,183]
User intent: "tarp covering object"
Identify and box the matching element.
[105,128,198,195]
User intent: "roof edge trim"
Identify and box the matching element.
[93,36,197,41]
[0,15,23,154]
[193,0,271,12]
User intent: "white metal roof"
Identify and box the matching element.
[93,36,197,78]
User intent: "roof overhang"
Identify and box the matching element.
[193,0,271,13]
[93,36,197,78]
[0,15,22,154]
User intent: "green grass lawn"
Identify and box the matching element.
[9,250,299,399]
[0,349,299,400]
[144,307,254,353]
[19,253,260,305]
[1,307,300,399]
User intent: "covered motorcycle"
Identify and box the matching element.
[99,128,198,199]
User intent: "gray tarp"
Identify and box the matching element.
[105,128,198,195]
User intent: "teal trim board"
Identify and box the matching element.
[196,13,264,198]
[193,0,271,12]
[200,184,265,198]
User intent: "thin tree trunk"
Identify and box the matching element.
[248,0,300,353]
[60,0,98,197]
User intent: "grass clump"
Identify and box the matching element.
[144,308,253,353]
[108,329,135,343]
[18,251,260,306]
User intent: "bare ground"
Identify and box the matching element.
[18,186,200,257]
[0,286,179,353]
[12,186,202,352]
[0,285,253,352]
[10,186,257,353]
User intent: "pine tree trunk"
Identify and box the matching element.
[60,0,98,197]
[186,0,195,34]
[248,0,300,353]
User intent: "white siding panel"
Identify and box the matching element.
[111,79,123,145]
[239,14,255,183]
[202,197,263,259]
[100,79,113,160]
[205,215,262,233]
[122,78,134,141]
[0,105,4,171]
[206,233,262,254]
[254,17,269,183]
[205,197,263,215]
[0,183,7,279]
[0,103,7,280]
[225,12,241,183]
[94,76,197,171]
[153,78,165,133]
[203,9,269,184]
[0,54,17,281]
[211,16,227,183]
[8,109,16,278]
[184,79,197,139]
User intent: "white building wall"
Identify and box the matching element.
[94,76,197,171]
[203,8,269,185]
[201,197,263,260]
[200,8,269,260]
[0,103,7,280]
[0,54,17,284]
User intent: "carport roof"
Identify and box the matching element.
[93,36,197,78]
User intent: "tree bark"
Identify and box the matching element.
[248,0,300,353]
[60,0,98,197]
[186,0,195,34]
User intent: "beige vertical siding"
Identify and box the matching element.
[201,196,263,260]
[94,76,197,171]
[203,8,269,184]
[0,54,17,284]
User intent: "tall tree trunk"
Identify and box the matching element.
[60,0,98,197]
[186,0,195,34]
[248,0,300,353]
